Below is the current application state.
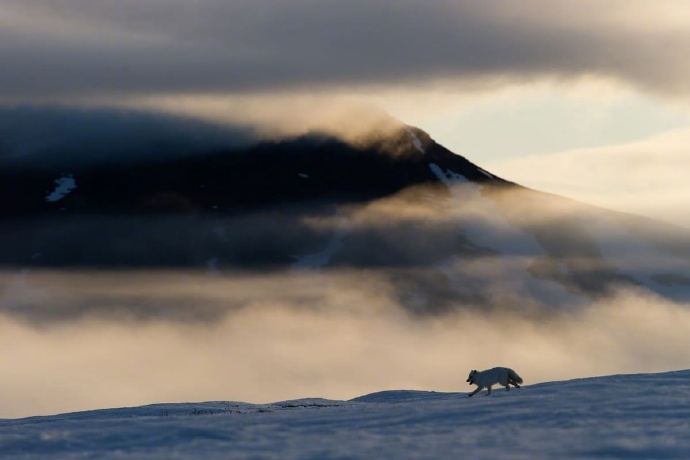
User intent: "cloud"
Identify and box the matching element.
[120,93,405,142]
[1,269,689,418]
[0,105,258,168]
[3,178,690,418]
[1,1,689,102]
[486,127,690,229]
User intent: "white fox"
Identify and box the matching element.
[466,367,523,397]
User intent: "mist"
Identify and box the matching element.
[0,106,258,169]
[124,94,406,144]
[2,267,689,419]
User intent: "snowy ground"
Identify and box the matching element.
[1,369,689,459]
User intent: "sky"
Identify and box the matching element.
[2,0,690,227]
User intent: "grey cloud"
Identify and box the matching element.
[1,0,689,101]
[0,106,257,168]
[4,180,690,325]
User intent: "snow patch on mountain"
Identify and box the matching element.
[478,167,495,179]
[428,162,544,255]
[408,129,425,154]
[206,257,220,275]
[428,162,470,186]
[292,210,351,270]
[427,162,585,304]
[45,175,77,202]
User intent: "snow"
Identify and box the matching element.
[427,162,583,305]
[428,162,470,186]
[1,369,689,459]
[428,161,539,254]
[292,210,351,270]
[408,129,425,154]
[206,257,220,275]
[478,167,494,179]
[45,175,77,203]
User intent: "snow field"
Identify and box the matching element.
[1,370,689,459]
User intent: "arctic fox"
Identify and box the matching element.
[466,367,523,397]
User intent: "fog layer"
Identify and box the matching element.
[1,270,689,418]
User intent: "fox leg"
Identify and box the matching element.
[486,385,492,395]
[468,386,483,397]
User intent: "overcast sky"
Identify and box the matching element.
[2,0,690,226]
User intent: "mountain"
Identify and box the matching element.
[2,107,690,311]
[1,125,502,217]
[1,369,689,459]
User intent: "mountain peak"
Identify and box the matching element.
[0,112,507,218]
[2,106,689,310]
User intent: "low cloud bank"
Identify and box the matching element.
[1,270,689,418]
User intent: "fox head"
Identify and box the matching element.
[466,370,477,385]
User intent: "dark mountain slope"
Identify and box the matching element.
[2,107,690,311]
